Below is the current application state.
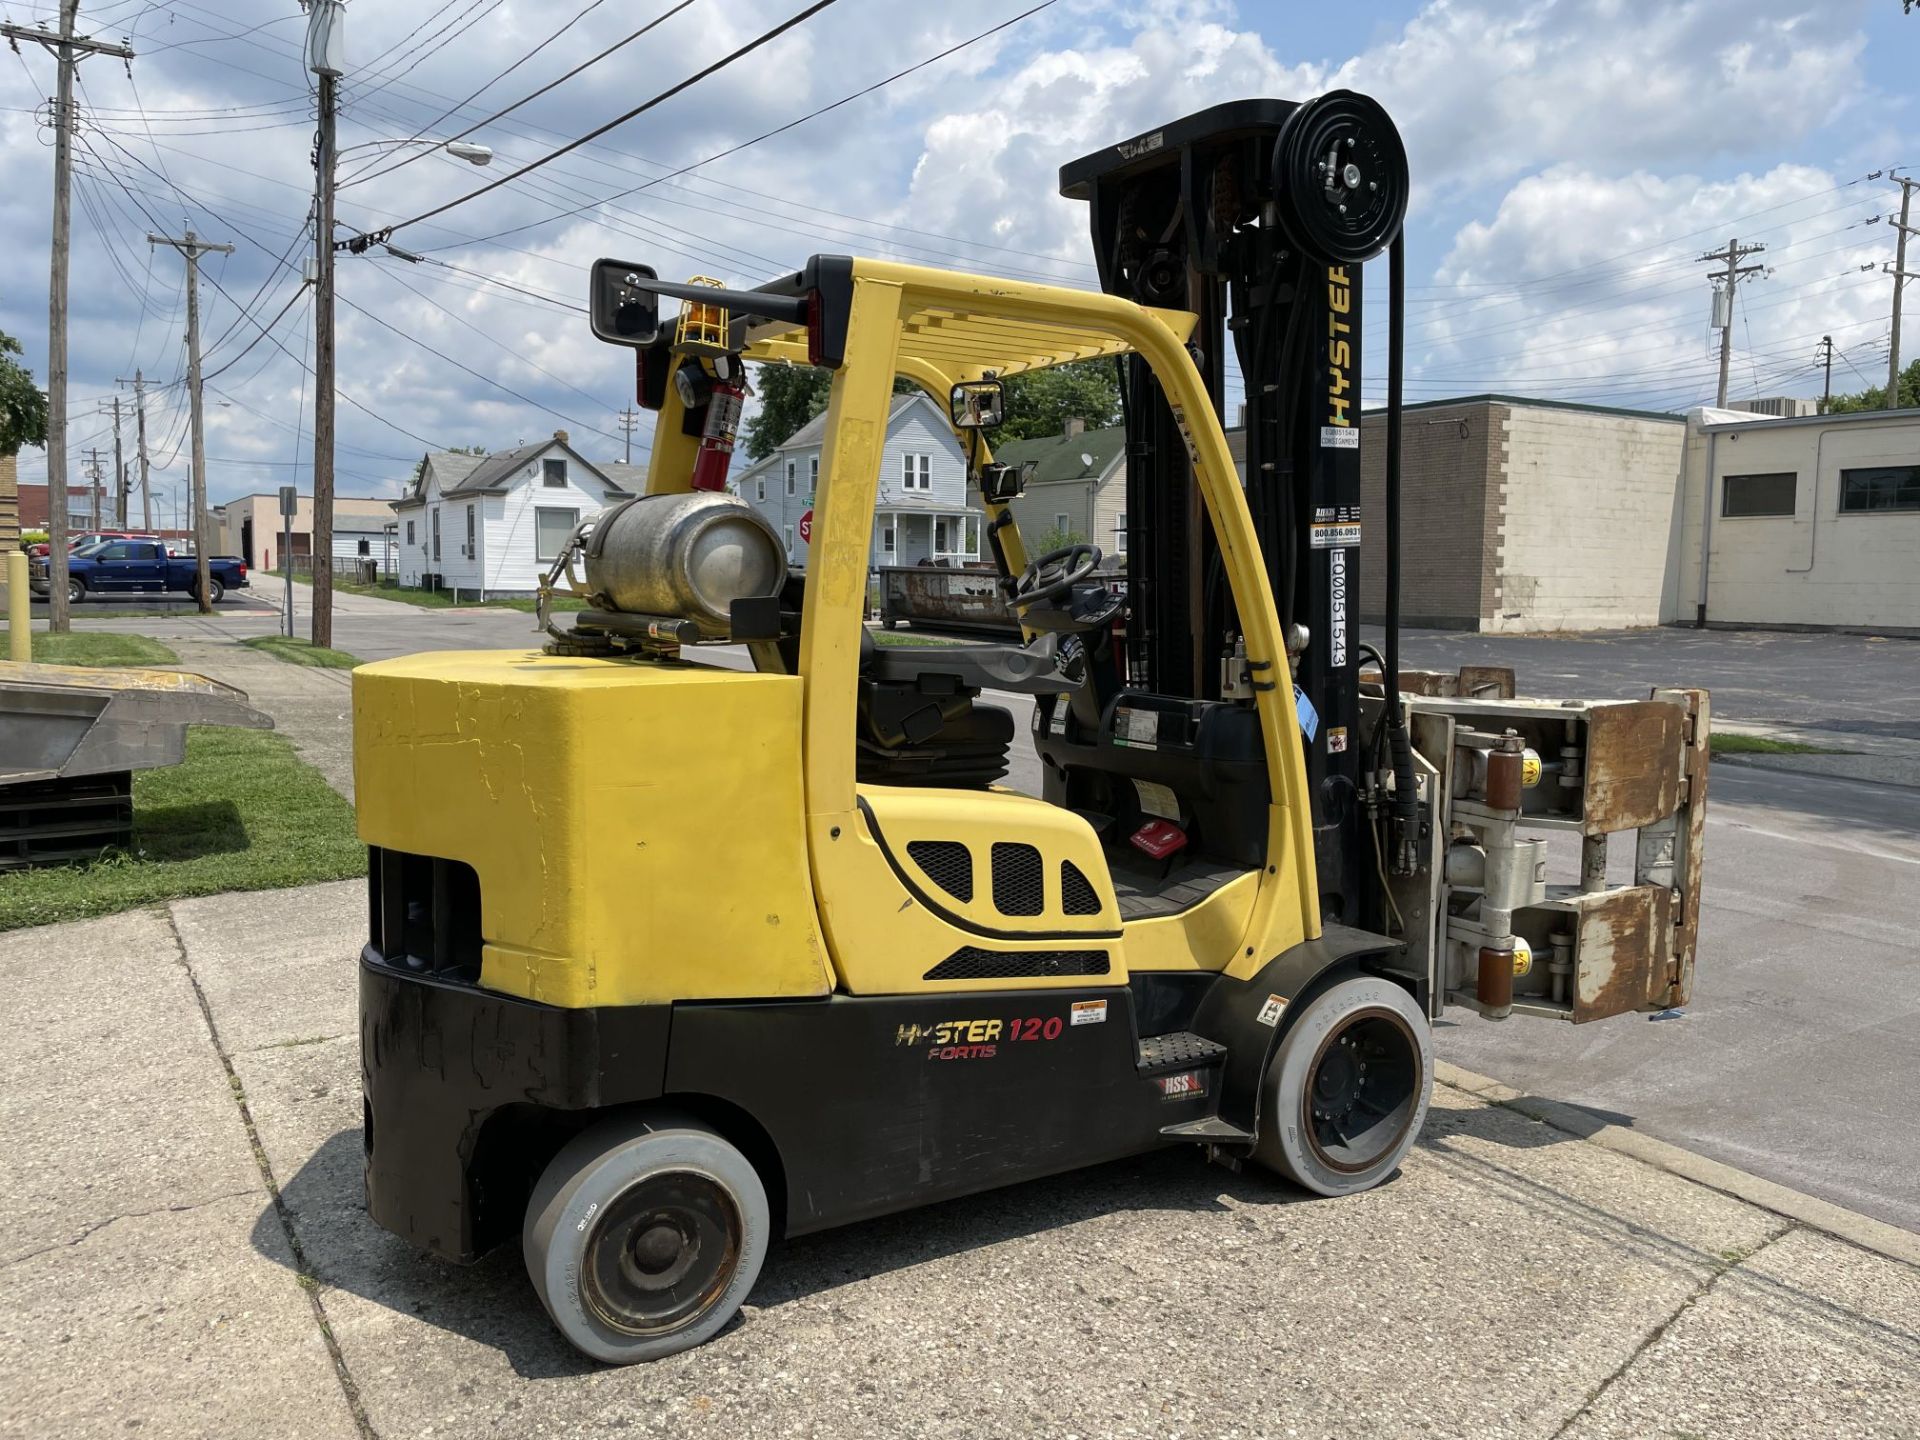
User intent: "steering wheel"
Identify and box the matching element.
[1014,543,1102,609]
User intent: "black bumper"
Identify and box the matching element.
[358,946,669,1261]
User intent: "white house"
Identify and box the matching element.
[391,430,633,597]
[997,419,1127,559]
[735,392,983,568]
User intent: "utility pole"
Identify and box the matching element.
[308,0,344,649]
[1818,335,1834,412]
[83,447,102,528]
[116,369,152,529]
[3,3,135,632]
[1887,171,1918,411]
[99,394,126,525]
[617,406,639,464]
[148,229,234,614]
[1699,237,1767,409]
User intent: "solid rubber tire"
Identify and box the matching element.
[1253,974,1433,1196]
[523,1113,769,1365]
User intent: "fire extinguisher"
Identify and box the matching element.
[690,368,745,492]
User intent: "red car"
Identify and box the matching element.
[25,530,159,560]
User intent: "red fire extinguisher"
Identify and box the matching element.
[690,375,744,492]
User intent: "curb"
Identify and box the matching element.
[1435,1062,1920,1269]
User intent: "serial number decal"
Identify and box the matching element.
[898,1014,1067,1061]
[1329,547,1349,668]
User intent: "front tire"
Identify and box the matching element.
[524,1113,769,1365]
[1254,975,1432,1196]
[67,578,85,604]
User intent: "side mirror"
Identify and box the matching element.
[950,380,1005,430]
[590,259,661,348]
[978,460,1037,503]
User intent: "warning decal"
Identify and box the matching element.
[1256,994,1288,1027]
[1070,999,1108,1027]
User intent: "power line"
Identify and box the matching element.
[340,0,690,189]
[435,0,1062,252]
[360,0,838,241]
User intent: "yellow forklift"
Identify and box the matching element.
[353,93,1709,1364]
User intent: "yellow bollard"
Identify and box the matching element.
[7,550,28,662]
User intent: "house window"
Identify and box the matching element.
[431,508,441,561]
[465,505,476,558]
[542,457,566,488]
[405,520,415,545]
[809,455,819,495]
[786,460,797,496]
[935,516,957,554]
[784,524,796,556]
[1721,472,1796,518]
[901,453,931,491]
[358,538,370,557]
[1114,511,1127,554]
[756,477,766,502]
[535,506,578,562]
[881,523,895,555]
[1055,513,1070,533]
[1838,465,1920,513]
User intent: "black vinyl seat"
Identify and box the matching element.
[856,627,1018,788]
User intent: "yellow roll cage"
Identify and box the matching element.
[639,257,1322,960]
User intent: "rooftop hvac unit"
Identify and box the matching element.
[1731,397,1818,418]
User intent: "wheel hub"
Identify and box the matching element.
[1300,1006,1421,1175]
[582,1171,741,1337]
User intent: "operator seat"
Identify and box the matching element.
[855,627,1080,789]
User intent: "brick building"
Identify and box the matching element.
[1228,395,1687,632]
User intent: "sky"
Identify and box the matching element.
[0,0,1914,511]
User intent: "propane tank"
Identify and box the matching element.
[582,492,786,637]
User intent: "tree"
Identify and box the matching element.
[0,326,49,458]
[990,359,1122,445]
[744,365,832,460]
[743,364,917,461]
[1826,358,1920,414]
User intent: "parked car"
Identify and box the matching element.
[32,538,249,604]
[25,529,159,560]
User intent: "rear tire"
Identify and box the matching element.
[1253,975,1432,1196]
[190,577,226,604]
[524,1113,769,1365]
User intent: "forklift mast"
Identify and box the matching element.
[1060,93,1411,927]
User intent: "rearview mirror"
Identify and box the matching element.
[589,258,661,348]
[950,380,1005,429]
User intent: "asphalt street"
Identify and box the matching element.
[82,596,1920,1232]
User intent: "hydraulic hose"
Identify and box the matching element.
[1384,234,1418,875]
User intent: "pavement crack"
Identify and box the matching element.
[1547,1218,1796,1438]
[163,905,380,1440]
[0,1188,261,1270]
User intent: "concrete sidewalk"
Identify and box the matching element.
[4,881,1917,1440]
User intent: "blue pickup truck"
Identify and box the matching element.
[35,539,251,604]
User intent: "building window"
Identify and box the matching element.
[1114,511,1127,554]
[881,523,895,555]
[535,506,579,562]
[935,515,958,554]
[756,477,766,502]
[543,457,566,488]
[358,538,370,557]
[1055,512,1070,533]
[1721,472,1796,518]
[1838,465,1920,514]
[784,523,796,556]
[431,508,441,561]
[465,505,476,558]
[405,520,415,545]
[786,460,797,496]
[809,454,819,495]
[902,453,931,491]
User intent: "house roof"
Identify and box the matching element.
[993,424,1125,486]
[394,438,632,507]
[782,392,924,453]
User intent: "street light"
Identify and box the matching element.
[336,137,494,168]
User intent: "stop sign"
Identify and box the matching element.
[797,509,813,544]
